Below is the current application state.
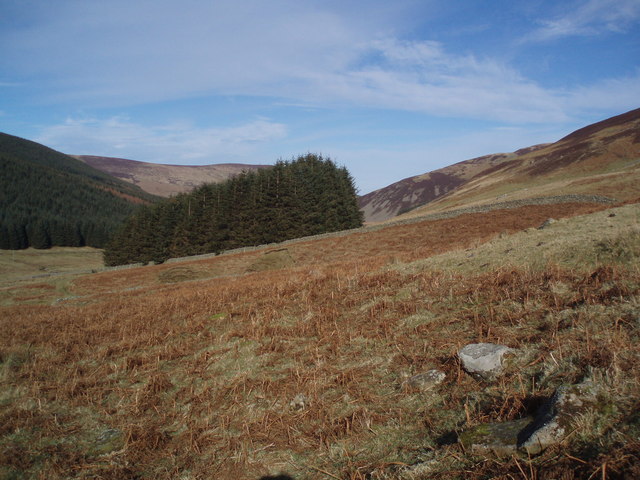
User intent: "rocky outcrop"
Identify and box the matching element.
[518,381,597,455]
[538,218,557,229]
[459,381,598,457]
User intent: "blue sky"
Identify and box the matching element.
[1,0,639,194]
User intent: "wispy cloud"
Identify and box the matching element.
[36,116,287,162]
[0,0,369,105]
[523,0,640,42]
[1,0,637,149]
[561,70,640,111]
[0,1,571,123]
[308,38,568,123]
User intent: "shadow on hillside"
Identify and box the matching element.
[258,475,295,480]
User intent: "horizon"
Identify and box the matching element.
[1,0,639,194]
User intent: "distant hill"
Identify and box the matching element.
[0,132,159,249]
[360,108,640,222]
[74,155,270,197]
[358,147,548,222]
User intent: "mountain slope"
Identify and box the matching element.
[74,155,270,197]
[360,108,640,222]
[358,148,547,222]
[406,107,640,218]
[0,132,159,249]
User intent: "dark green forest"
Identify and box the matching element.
[104,154,363,266]
[0,132,158,249]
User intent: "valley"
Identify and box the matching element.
[1,109,639,479]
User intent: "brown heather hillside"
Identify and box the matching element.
[358,149,547,222]
[1,198,639,479]
[74,155,270,197]
[361,108,640,223]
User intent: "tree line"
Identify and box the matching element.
[1,132,159,250]
[103,154,363,266]
[0,154,145,249]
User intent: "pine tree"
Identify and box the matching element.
[102,153,363,265]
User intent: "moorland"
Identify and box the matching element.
[1,198,639,479]
[1,108,639,479]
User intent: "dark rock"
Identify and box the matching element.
[459,416,534,457]
[458,381,598,457]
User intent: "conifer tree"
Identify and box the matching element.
[103,153,363,266]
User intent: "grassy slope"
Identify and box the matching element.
[0,248,104,307]
[1,201,639,479]
[0,248,104,286]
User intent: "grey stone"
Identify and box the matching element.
[518,381,597,455]
[458,343,514,380]
[458,381,598,457]
[90,428,125,456]
[404,370,446,391]
[289,393,310,411]
[459,416,534,457]
[538,218,557,229]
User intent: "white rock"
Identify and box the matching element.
[458,343,514,380]
[289,393,309,411]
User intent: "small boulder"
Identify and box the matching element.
[90,428,125,456]
[458,343,514,380]
[538,218,557,229]
[459,416,533,457]
[289,393,310,411]
[404,370,446,391]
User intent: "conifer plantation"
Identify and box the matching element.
[0,132,158,250]
[103,154,363,266]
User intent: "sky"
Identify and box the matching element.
[1,0,639,194]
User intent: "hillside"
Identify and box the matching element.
[360,108,640,222]
[358,147,544,222]
[74,155,270,197]
[0,132,159,249]
[1,198,638,479]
